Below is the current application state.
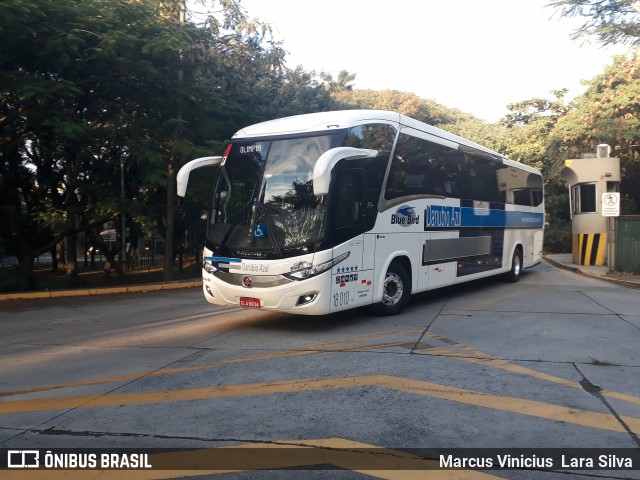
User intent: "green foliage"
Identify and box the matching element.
[621,193,638,214]
[333,88,478,127]
[444,119,510,154]
[544,175,572,222]
[548,0,640,46]
[543,174,572,253]
[0,0,297,287]
[544,219,572,253]
[320,70,357,93]
[4,0,640,291]
[550,54,640,212]
[500,89,570,174]
[551,55,640,149]
[547,1,640,217]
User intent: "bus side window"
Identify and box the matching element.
[385,133,465,200]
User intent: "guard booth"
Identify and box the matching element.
[561,145,620,266]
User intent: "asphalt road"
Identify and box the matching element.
[1,259,639,479]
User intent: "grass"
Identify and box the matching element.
[589,357,616,367]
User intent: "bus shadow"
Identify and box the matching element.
[251,270,535,333]
[410,275,506,308]
[250,308,375,333]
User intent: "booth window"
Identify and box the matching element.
[571,182,597,214]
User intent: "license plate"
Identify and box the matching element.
[240,297,261,308]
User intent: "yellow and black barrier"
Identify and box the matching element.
[572,233,607,266]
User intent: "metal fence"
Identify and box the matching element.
[615,216,640,275]
[127,255,198,272]
[128,257,165,271]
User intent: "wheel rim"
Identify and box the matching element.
[382,272,403,305]
[513,255,521,276]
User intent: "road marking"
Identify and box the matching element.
[1,374,638,435]
[0,327,422,398]
[6,326,639,414]
[421,332,640,406]
[1,437,504,479]
[3,327,640,437]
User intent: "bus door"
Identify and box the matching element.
[329,167,373,312]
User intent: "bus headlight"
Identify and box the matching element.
[203,258,218,274]
[285,251,350,281]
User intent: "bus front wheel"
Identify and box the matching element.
[505,249,522,283]
[372,261,411,316]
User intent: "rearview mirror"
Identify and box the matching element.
[312,147,377,196]
[177,156,222,197]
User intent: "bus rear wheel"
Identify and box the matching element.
[371,261,411,316]
[505,249,522,283]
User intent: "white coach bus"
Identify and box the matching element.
[177,110,544,315]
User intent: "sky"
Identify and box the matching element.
[236,0,631,122]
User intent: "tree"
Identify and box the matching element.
[548,0,640,46]
[0,0,212,287]
[333,88,471,126]
[0,0,134,287]
[501,89,570,173]
[320,70,357,93]
[0,0,328,291]
[267,66,338,116]
[550,54,640,212]
[551,56,639,149]
[149,0,288,280]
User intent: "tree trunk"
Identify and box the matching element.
[64,206,80,287]
[65,232,79,287]
[56,241,66,273]
[50,246,58,272]
[163,157,176,281]
[162,0,186,282]
[18,242,37,291]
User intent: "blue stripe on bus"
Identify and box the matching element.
[205,256,242,263]
[424,205,543,230]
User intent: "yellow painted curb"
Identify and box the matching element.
[0,281,201,301]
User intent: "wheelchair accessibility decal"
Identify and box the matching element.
[253,224,266,238]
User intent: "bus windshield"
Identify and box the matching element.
[207,133,344,257]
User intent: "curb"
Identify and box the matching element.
[543,256,640,289]
[0,280,201,301]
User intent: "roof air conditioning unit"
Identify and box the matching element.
[597,144,611,158]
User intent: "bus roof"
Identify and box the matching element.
[232,110,540,175]
[232,110,400,138]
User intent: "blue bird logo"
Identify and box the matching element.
[391,205,420,227]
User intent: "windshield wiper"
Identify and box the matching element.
[247,178,263,247]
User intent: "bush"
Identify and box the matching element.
[544,219,572,253]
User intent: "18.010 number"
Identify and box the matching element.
[333,291,351,308]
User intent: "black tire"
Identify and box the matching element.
[371,261,411,316]
[505,248,523,283]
